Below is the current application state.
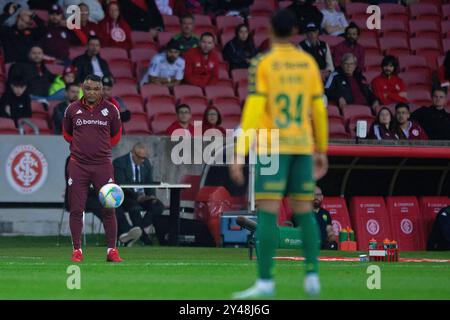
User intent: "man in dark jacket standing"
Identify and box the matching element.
[0,7,46,63]
[8,45,56,98]
[40,4,71,62]
[72,35,112,83]
[118,0,163,37]
[113,143,164,246]
[325,53,379,110]
[52,83,82,134]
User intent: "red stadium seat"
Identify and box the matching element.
[35,10,49,22]
[179,96,208,114]
[119,95,145,114]
[237,86,248,105]
[110,59,134,78]
[130,48,157,62]
[342,105,373,120]
[399,70,431,89]
[173,85,204,100]
[398,55,429,73]
[364,54,383,72]
[46,63,64,75]
[158,32,175,48]
[409,3,441,24]
[409,20,440,41]
[349,197,393,250]
[146,96,176,119]
[131,31,156,45]
[375,104,396,116]
[379,3,408,18]
[380,20,409,39]
[443,38,450,53]
[291,34,305,46]
[358,36,380,54]
[379,36,410,56]
[216,16,244,32]
[140,84,170,100]
[407,89,432,106]
[345,2,369,19]
[162,14,180,30]
[441,21,450,37]
[220,30,234,47]
[321,35,346,48]
[216,79,233,89]
[31,101,49,120]
[221,115,241,130]
[363,71,379,84]
[69,46,86,60]
[419,196,450,241]
[111,83,138,96]
[248,16,270,33]
[218,68,230,80]
[23,118,52,135]
[205,85,235,101]
[123,118,151,135]
[327,104,341,116]
[193,14,213,27]
[211,97,241,116]
[443,4,450,21]
[194,26,217,39]
[329,120,350,139]
[250,0,275,16]
[278,1,292,9]
[150,113,177,134]
[254,33,269,49]
[322,197,353,241]
[101,47,128,61]
[386,196,426,250]
[231,69,248,87]
[0,118,17,134]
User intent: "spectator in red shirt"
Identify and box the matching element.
[394,103,428,140]
[98,1,132,50]
[202,106,225,136]
[166,104,195,136]
[70,3,99,45]
[368,107,399,140]
[371,55,408,106]
[332,23,365,72]
[184,32,219,87]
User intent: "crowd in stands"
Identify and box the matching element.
[0,0,449,141]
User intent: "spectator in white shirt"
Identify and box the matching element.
[321,0,348,36]
[140,39,185,87]
[155,0,173,15]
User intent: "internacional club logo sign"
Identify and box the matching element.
[6,145,48,194]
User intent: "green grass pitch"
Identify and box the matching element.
[1,236,450,300]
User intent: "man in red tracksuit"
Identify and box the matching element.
[183,32,219,87]
[63,74,123,263]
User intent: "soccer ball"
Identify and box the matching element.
[99,183,124,208]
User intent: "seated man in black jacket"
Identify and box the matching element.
[72,35,112,83]
[8,45,56,99]
[325,53,380,111]
[113,142,164,246]
[410,87,450,140]
[52,83,81,134]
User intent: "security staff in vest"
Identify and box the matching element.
[298,22,334,81]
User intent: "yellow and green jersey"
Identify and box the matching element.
[237,42,328,155]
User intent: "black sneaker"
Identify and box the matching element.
[140,232,153,246]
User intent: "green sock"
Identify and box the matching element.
[256,210,279,280]
[293,213,320,274]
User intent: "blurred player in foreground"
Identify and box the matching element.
[63,74,123,262]
[229,9,329,298]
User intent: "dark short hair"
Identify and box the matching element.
[382,55,399,73]
[87,35,101,43]
[180,13,195,23]
[271,9,295,38]
[10,76,27,87]
[395,102,410,111]
[200,32,215,41]
[432,86,448,95]
[84,74,102,83]
[345,22,360,35]
[66,83,81,91]
[176,104,191,113]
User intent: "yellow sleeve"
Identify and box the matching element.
[310,60,328,153]
[235,57,268,156]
